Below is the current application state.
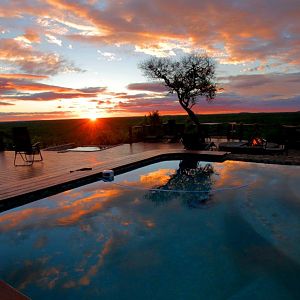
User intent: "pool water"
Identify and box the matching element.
[0,160,300,299]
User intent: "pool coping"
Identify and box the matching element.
[0,149,228,212]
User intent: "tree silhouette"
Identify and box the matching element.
[139,53,217,129]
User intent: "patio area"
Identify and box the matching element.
[0,143,181,185]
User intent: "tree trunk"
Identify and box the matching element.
[179,100,200,127]
[179,100,206,144]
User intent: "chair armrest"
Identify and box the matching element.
[32,142,41,148]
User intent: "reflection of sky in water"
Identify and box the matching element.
[0,161,299,299]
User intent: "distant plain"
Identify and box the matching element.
[0,112,299,148]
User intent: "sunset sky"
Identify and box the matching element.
[0,0,300,121]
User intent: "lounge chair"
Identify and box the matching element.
[12,127,43,166]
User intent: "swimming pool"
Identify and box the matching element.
[0,160,299,299]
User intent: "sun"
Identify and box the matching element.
[87,112,98,121]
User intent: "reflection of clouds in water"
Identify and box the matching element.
[139,169,176,187]
[214,161,300,192]
[0,206,49,232]
[1,161,299,296]
[79,223,92,233]
[121,220,131,226]
[131,197,142,205]
[34,235,48,249]
[0,184,158,290]
[0,188,123,232]
[6,257,61,291]
[142,219,156,228]
[79,237,113,286]
[213,161,248,188]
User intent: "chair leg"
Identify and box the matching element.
[32,150,43,162]
[37,150,43,161]
[14,152,17,166]
[25,153,34,164]
[14,151,34,166]
[14,149,43,166]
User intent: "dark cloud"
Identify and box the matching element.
[221,72,300,99]
[0,111,75,121]
[0,76,76,95]
[110,84,300,114]
[97,100,111,105]
[79,87,107,93]
[0,74,107,101]
[3,92,97,101]
[0,101,14,105]
[127,82,167,93]
[118,93,150,99]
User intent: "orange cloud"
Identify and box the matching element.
[140,169,176,187]
[1,0,300,67]
[23,29,41,43]
[35,0,300,66]
[0,74,48,80]
[1,0,300,117]
[79,238,113,286]
[0,188,122,233]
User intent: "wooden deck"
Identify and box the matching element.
[0,143,228,212]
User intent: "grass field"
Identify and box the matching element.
[0,112,299,149]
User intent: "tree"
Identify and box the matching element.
[139,53,217,129]
[147,110,161,126]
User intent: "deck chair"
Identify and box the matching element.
[12,127,43,166]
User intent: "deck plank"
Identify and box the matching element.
[0,143,228,211]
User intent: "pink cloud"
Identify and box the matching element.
[110,93,300,115]
[0,39,81,75]
[23,29,41,43]
[1,0,300,119]
[221,72,300,99]
[1,0,299,67]
[115,72,300,115]
[0,76,76,95]
[39,0,300,66]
